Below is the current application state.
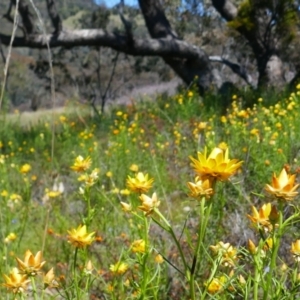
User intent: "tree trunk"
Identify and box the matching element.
[257,54,284,88]
[212,0,286,89]
[139,0,214,94]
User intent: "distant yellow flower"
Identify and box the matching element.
[1,190,8,197]
[139,192,160,215]
[218,142,228,150]
[45,188,61,199]
[78,168,99,187]
[210,241,238,267]
[106,171,113,177]
[110,262,128,275]
[120,202,132,212]
[67,225,95,248]
[129,164,139,172]
[187,177,213,199]
[265,168,299,201]
[2,267,30,294]
[120,189,130,196]
[127,172,154,194]
[247,203,276,232]
[70,156,92,173]
[187,91,193,97]
[4,233,17,244]
[155,254,164,264]
[59,115,67,122]
[190,147,242,182]
[291,240,300,262]
[220,116,227,123]
[16,250,46,276]
[20,164,31,174]
[131,239,146,253]
[198,122,207,129]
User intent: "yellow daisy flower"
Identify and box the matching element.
[126,172,154,194]
[67,225,95,248]
[265,168,299,201]
[70,156,92,173]
[2,268,30,294]
[190,147,242,182]
[16,250,46,276]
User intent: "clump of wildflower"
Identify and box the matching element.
[120,202,132,212]
[127,172,154,194]
[67,225,95,248]
[291,240,300,262]
[210,241,238,267]
[139,192,160,215]
[155,254,164,264]
[45,188,61,199]
[4,233,17,244]
[78,168,99,187]
[247,203,277,232]
[129,164,139,172]
[110,262,128,275]
[187,177,213,199]
[70,156,92,173]
[16,250,46,276]
[190,147,242,183]
[20,164,31,174]
[265,168,299,201]
[2,267,30,294]
[131,239,146,253]
[7,193,22,209]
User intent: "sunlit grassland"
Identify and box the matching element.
[1,86,300,299]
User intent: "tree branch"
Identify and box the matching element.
[45,0,62,34]
[0,29,209,58]
[209,56,255,87]
[3,0,14,24]
[118,2,133,45]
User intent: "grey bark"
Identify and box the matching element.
[211,0,285,88]
[138,0,214,94]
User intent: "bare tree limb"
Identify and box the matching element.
[209,56,255,87]
[118,2,133,45]
[0,39,6,64]
[0,29,210,58]
[3,0,14,23]
[45,0,62,34]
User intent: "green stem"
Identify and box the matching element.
[154,209,188,272]
[140,216,149,299]
[190,198,212,300]
[262,203,283,300]
[73,248,80,299]
[85,187,92,227]
[30,277,38,300]
[253,255,260,300]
